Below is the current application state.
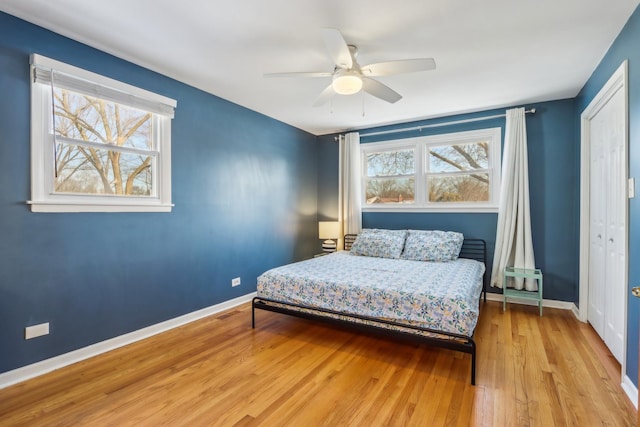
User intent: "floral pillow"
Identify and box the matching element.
[400,230,464,262]
[350,229,407,259]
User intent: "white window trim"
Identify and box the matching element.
[28,54,176,213]
[361,127,502,213]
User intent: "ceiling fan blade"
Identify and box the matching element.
[361,58,436,76]
[263,71,333,78]
[313,84,335,107]
[362,77,402,103]
[321,28,353,69]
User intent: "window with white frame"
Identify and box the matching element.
[29,54,176,212]
[361,127,501,212]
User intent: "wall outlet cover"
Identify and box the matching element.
[25,323,50,339]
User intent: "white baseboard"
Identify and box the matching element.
[570,304,581,320]
[622,375,638,409]
[0,292,257,390]
[485,292,575,310]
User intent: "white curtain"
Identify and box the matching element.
[337,132,362,249]
[491,108,537,290]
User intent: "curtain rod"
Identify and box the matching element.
[335,108,536,140]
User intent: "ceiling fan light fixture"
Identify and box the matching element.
[332,70,363,95]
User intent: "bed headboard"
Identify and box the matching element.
[458,238,487,265]
[344,234,358,251]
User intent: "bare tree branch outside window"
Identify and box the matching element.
[428,142,490,202]
[366,149,415,204]
[53,88,154,196]
[365,141,491,205]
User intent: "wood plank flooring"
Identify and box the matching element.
[0,301,636,426]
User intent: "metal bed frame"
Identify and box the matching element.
[252,234,487,385]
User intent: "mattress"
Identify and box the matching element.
[257,251,485,337]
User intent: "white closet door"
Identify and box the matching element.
[588,120,606,338]
[603,87,626,362]
[588,86,626,363]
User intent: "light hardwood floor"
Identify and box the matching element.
[0,301,636,426]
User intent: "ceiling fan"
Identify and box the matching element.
[264,29,436,106]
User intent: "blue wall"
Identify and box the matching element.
[0,13,318,374]
[318,100,579,301]
[317,134,340,222]
[575,5,640,387]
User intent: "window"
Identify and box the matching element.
[365,146,416,204]
[29,54,176,212]
[362,128,501,212]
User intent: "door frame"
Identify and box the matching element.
[579,60,629,377]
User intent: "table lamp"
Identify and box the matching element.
[318,221,340,253]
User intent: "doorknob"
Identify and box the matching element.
[633,287,640,298]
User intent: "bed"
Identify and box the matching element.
[252,230,487,385]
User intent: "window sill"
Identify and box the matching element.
[362,205,498,214]
[27,200,174,213]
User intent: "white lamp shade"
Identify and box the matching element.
[318,221,340,239]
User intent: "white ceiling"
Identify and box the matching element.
[2,0,638,135]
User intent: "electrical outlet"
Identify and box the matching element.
[629,178,635,198]
[25,322,49,339]
[232,277,241,287]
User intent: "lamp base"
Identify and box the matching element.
[322,239,337,253]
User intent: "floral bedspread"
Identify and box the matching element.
[257,251,485,337]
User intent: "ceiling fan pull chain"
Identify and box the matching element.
[362,91,366,117]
